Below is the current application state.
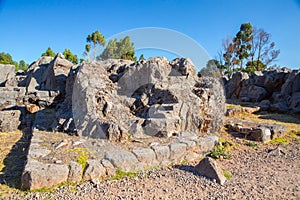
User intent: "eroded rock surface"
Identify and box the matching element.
[73,57,225,140]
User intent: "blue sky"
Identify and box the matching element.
[0,0,299,68]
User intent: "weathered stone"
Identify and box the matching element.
[0,64,17,87]
[225,72,249,99]
[196,135,218,153]
[104,149,139,172]
[0,87,26,110]
[101,159,116,176]
[289,92,300,113]
[24,56,53,93]
[28,143,51,158]
[83,159,106,182]
[0,110,21,132]
[226,118,286,142]
[73,58,225,140]
[132,147,157,166]
[151,145,170,165]
[195,157,226,185]
[21,159,69,190]
[68,161,82,182]
[240,85,268,102]
[41,53,74,95]
[251,127,272,143]
[33,109,57,131]
[259,100,271,111]
[169,143,187,161]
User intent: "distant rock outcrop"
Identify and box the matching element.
[224,68,300,113]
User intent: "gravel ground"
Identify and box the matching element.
[5,141,300,200]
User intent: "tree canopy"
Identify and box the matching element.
[0,52,18,69]
[99,36,137,61]
[42,47,56,57]
[63,49,78,64]
[215,22,280,75]
[84,30,106,60]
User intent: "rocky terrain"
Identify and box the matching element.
[223,68,300,113]
[0,54,299,199]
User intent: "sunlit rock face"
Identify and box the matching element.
[73,57,226,141]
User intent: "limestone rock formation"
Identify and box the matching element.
[195,157,226,185]
[73,57,225,141]
[0,64,17,87]
[224,68,300,113]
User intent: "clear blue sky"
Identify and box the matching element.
[0,0,299,68]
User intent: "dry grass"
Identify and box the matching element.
[0,131,23,198]
[226,103,300,133]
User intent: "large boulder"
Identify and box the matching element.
[40,53,74,95]
[225,72,249,99]
[0,64,17,87]
[73,58,225,141]
[0,110,21,132]
[23,56,53,92]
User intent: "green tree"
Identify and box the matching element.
[99,36,137,61]
[42,47,56,57]
[85,30,106,60]
[63,49,78,64]
[138,54,145,61]
[19,60,28,71]
[233,22,253,70]
[245,60,266,73]
[218,22,280,74]
[0,52,18,69]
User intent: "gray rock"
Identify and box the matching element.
[251,127,272,143]
[225,72,249,99]
[83,159,106,182]
[101,159,116,176]
[0,87,26,110]
[289,92,300,113]
[73,58,225,140]
[68,161,82,182]
[169,143,187,161]
[195,157,226,185]
[258,100,271,111]
[196,135,219,153]
[21,159,69,190]
[151,145,170,165]
[0,110,21,132]
[132,147,157,166]
[240,85,268,102]
[0,64,17,87]
[27,143,51,158]
[41,53,74,95]
[24,56,53,92]
[104,149,139,172]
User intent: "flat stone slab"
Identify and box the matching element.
[104,149,139,172]
[21,158,69,190]
[226,118,286,143]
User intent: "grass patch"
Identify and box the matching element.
[245,141,258,147]
[110,168,138,180]
[268,130,300,145]
[208,142,232,159]
[223,170,232,180]
[66,148,90,174]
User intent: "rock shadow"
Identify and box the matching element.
[256,112,300,125]
[174,164,201,176]
[0,128,32,189]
